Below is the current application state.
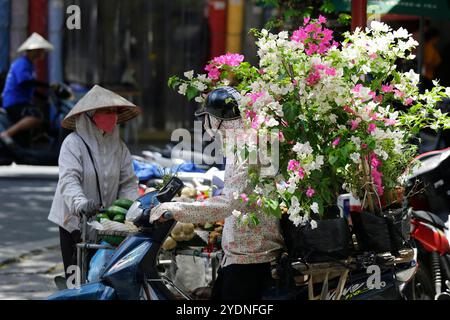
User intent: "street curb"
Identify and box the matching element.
[0,164,59,179]
[0,237,60,266]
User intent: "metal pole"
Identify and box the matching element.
[76,244,81,282]
[81,215,87,284]
[48,0,64,83]
[351,0,368,31]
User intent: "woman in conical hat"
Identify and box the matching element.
[48,85,141,281]
[1,33,54,146]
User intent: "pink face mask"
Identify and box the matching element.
[92,112,118,133]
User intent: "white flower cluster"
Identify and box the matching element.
[257,29,304,77]
[287,195,318,228]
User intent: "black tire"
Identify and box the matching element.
[405,265,435,300]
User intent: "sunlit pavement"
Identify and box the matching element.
[0,166,63,299]
[0,246,62,300]
[0,178,59,250]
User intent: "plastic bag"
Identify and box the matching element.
[87,241,115,283]
[173,255,207,292]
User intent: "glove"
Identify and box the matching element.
[77,199,100,218]
[149,205,163,223]
[150,203,174,223]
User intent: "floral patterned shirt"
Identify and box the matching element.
[151,158,285,267]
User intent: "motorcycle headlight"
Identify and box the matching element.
[126,201,143,223]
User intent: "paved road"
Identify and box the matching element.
[0,177,59,247]
[0,174,63,299]
[0,246,62,300]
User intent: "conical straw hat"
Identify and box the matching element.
[62,85,141,130]
[17,33,54,52]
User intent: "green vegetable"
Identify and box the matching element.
[96,213,110,222]
[113,214,125,223]
[102,235,125,246]
[106,206,128,219]
[113,199,134,210]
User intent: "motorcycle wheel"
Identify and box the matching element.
[405,266,435,300]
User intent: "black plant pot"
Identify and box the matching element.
[350,211,391,253]
[350,208,410,254]
[281,215,352,263]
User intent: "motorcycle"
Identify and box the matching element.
[0,83,75,166]
[405,147,450,300]
[48,176,417,300]
[141,125,225,171]
[48,176,186,300]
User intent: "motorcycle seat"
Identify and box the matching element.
[412,210,447,230]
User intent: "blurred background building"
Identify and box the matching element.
[333,0,450,88]
[0,0,274,142]
[1,0,450,141]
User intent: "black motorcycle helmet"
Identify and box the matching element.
[194,86,242,120]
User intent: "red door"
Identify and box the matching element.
[28,0,48,83]
[208,0,227,59]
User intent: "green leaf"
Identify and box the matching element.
[320,0,335,13]
[266,198,279,210]
[186,86,199,101]
[259,0,280,8]
[329,153,338,165]
[284,9,298,20]
[272,208,282,219]
[168,76,180,90]
[249,213,260,226]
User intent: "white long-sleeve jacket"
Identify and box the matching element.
[48,113,138,233]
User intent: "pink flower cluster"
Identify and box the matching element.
[247,91,265,105]
[244,92,268,129]
[350,119,361,130]
[370,153,384,196]
[204,53,245,80]
[213,53,244,67]
[367,123,377,134]
[306,187,315,198]
[291,15,338,56]
[332,137,341,147]
[306,64,336,86]
[384,118,397,126]
[205,64,221,80]
[382,83,412,106]
[381,84,393,93]
[287,160,305,179]
[352,84,363,93]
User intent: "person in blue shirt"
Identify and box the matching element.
[1,33,54,146]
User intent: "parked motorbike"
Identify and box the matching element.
[48,176,417,300]
[405,147,450,300]
[0,83,75,166]
[48,176,185,300]
[142,126,225,171]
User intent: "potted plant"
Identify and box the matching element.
[169,17,450,258]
